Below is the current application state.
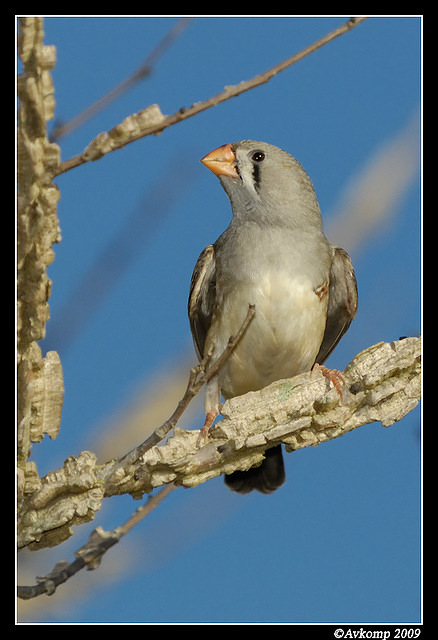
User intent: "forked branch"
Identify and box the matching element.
[18,335,420,599]
[18,336,420,554]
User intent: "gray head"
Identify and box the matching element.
[201,140,323,230]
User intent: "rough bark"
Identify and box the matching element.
[17,336,421,550]
[17,17,64,511]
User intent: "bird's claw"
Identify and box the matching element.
[313,363,345,397]
[196,411,217,447]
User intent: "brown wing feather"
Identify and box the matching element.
[188,244,217,361]
[315,246,358,365]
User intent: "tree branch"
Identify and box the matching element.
[113,304,255,470]
[17,336,421,551]
[17,482,176,600]
[51,17,368,178]
[50,17,193,141]
[17,17,64,509]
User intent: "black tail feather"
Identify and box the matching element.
[224,445,285,494]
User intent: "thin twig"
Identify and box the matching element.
[111,304,256,471]
[45,156,196,353]
[51,17,367,178]
[18,300,254,599]
[50,18,193,141]
[17,482,176,600]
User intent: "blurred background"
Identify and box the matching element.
[17,15,421,624]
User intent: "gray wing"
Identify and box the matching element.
[315,246,358,365]
[188,244,217,361]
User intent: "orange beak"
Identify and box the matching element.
[201,143,239,178]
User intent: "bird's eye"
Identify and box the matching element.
[252,151,265,163]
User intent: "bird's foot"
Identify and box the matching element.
[313,363,345,398]
[196,411,217,447]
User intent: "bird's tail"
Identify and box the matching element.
[224,445,285,494]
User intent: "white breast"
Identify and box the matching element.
[208,271,328,399]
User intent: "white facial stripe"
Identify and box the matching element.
[237,161,261,200]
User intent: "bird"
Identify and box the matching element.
[188,140,358,494]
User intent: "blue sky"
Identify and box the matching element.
[18,16,421,624]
